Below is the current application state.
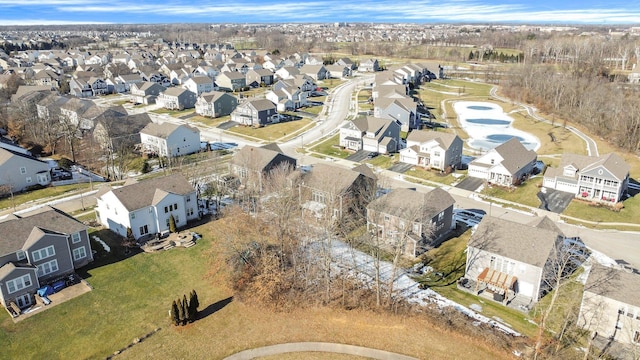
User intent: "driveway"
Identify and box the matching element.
[388,162,413,173]
[537,188,574,213]
[456,177,484,192]
[346,150,371,162]
[217,121,239,130]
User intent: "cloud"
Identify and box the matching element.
[0,19,111,25]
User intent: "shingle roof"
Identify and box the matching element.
[230,144,294,172]
[492,138,537,173]
[106,173,195,212]
[0,206,87,256]
[368,187,454,220]
[247,98,276,112]
[469,216,560,268]
[586,264,640,308]
[407,130,460,149]
[141,122,199,138]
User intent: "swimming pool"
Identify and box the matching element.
[453,101,540,152]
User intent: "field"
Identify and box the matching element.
[0,222,514,360]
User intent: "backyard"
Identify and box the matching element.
[0,221,515,360]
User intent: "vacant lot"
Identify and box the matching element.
[0,221,515,360]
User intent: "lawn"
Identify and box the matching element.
[0,183,93,211]
[404,167,459,185]
[226,119,314,142]
[480,176,543,208]
[562,195,640,227]
[366,153,396,169]
[0,222,515,360]
[509,111,586,156]
[189,115,231,128]
[151,108,195,117]
[309,134,351,159]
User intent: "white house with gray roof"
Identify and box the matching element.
[0,148,51,196]
[96,174,198,240]
[543,152,630,204]
[230,99,278,127]
[140,122,200,157]
[399,130,463,171]
[339,116,401,154]
[468,138,537,186]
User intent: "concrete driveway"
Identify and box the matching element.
[346,150,371,162]
[217,121,239,130]
[388,162,413,173]
[456,177,484,192]
[537,189,574,213]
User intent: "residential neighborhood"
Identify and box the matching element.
[0,23,639,360]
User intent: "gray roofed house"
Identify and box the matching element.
[0,147,51,195]
[96,173,199,240]
[579,264,640,357]
[130,81,165,105]
[228,143,297,192]
[92,112,152,151]
[156,87,197,110]
[0,206,93,312]
[246,68,275,87]
[215,71,246,91]
[230,98,278,127]
[543,152,630,203]
[339,116,401,154]
[399,130,463,171]
[140,122,200,157]
[195,90,238,118]
[298,163,377,223]
[468,137,537,186]
[367,187,455,257]
[464,216,563,305]
[373,95,420,131]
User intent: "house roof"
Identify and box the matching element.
[586,264,640,308]
[230,143,295,172]
[302,163,376,193]
[189,76,213,85]
[199,90,233,103]
[141,122,199,138]
[469,216,560,268]
[0,206,87,256]
[0,147,48,167]
[368,187,454,220]
[221,71,245,80]
[527,216,565,237]
[406,130,460,149]
[491,138,537,173]
[351,116,395,137]
[106,173,195,212]
[246,98,276,112]
[580,153,630,180]
[162,87,190,97]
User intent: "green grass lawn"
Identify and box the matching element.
[480,176,543,208]
[366,154,396,169]
[226,119,313,142]
[562,195,640,226]
[151,108,195,117]
[309,134,351,159]
[188,115,231,128]
[303,105,323,115]
[404,167,459,185]
[0,183,93,211]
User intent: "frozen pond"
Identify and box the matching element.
[454,101,540,152]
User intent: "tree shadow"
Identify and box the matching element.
[198,296,233,320]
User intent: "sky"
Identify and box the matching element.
[1,0,640,26]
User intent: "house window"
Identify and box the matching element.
[26,177,32,183]
[490,159,495,165]
[169,204,173,211]
[140,225,149,235]
[186,196,191,202]
[131,212,136,220]
[6,274,32,294]
[37,259,59,277]
[20,167,26,174]
[312,191,326,204]
[434,151,440,157]
[174,203,178,210]
[175,215,179,224]
[31,245,55,262]
[15,294,32,308]
[16,250,26,261]
[188,208,194,216]
[164,206,169,213]
[634,331,640,343]
[438,211,444,221]
[149,208,153,214]
[73,247,87,261]
[71,233,81,244]
[166,218,170,227]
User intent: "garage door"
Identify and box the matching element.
[518,281,534,297]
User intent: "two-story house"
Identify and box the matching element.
[246,68,275,87]
[195,91,239,118]
[140,122,200,157]
[182,76,216,96]
[156,87,197,110]
[399,130,463,171]
[468,138,537,186]
[543,153,630,204]
[216,71,246,91]
[96,174,198,240]
[228,143,296,192]
[0,148,51,195]
[367,188,455,258]
[339,116,401,154]
[129,82,166,105]
[0,207,93,313]
[374,95,420,131]
[230,99,278,127]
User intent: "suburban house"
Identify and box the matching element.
[299,64,328,81]
[298,163,377,221]
[246,68,275,87]
[95,174,198,240]
[140,122,200,157]
[265,83,308,111]
[129,82,165,105]
[399,130,463,171]
[156,87,197,110]
[0,148,51,195]
[228,143,297,192]
[359,59,380,72]
[69,77,108,97]
[216,71,246,91]
[230,99,278,127]
[464,216,565,306]
[336,57,356,70]
[468,138,538,186]
[374,95,420,131]
[195,91,239,118]
[0,207,93,313]
[339,116,401,154]
[578,264,640,358]
[543,152,630,204]
[182,76,216,95]
[366,188,455,258]
[92,113,152,151]
[325,64,352,79]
